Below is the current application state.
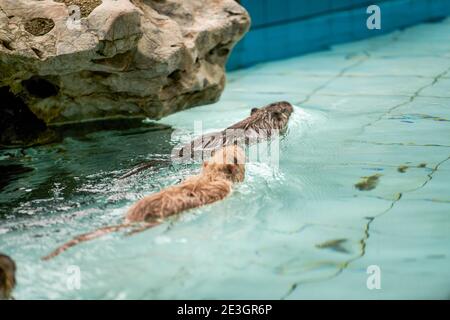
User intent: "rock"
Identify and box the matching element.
[0,0,250,128]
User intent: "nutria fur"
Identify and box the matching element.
[0,254,16,300]
[126,145,245,222]
[175,101,294,161]
[42,145,245,260]
[229,101,294,133]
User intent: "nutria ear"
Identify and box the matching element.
[251,108,259,115]
[203,161,209,168]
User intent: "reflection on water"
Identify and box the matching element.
[0,164,34,193]
[0,120,174,219]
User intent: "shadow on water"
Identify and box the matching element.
[0,118,175,219]
[0,164,34,192]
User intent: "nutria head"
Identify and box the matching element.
[202,145,245,183]
[228,101,294,133]
[0,254,16,300]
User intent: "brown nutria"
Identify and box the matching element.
[42,145,245,260]
[120,101,293,178]
[173,101,294,162]
[0,254,16,300]
[126,144,245,222]
[229,101,294,133]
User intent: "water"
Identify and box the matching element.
[1,20,450,299]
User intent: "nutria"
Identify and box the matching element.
[229,101,294,133]
[119,101,293,178]
[174,101,294,161]
[0,254,16,300]
[126,145,245,222]
[42,145,245,260]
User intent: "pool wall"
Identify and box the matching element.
[227,0,450,70]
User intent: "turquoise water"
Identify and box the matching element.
[1,20,450,299]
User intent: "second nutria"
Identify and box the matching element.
[42,145,246,260]
[0,254,16,300]
[126,144,245,223]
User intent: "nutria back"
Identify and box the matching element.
[127,145,245,223]
[202,145,246,183]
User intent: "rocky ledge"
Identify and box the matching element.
[0,0,250,145]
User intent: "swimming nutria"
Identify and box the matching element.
[120,101,293,178]
[0,254,16,300]
[42,145,245,260]
[229,101,294,133]
[174,101,294,161]
[127,144,245,222]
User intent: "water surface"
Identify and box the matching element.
[1,19,450,299]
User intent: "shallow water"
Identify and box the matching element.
[1,20,450,299]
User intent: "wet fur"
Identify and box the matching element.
[0,254,16,300]
[42,146,245,260]
[228,101,294,133]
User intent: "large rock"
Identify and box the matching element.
[0,0,250,127]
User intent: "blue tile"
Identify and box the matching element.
[227,0,450,70]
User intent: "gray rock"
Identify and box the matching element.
[0,0,250,125]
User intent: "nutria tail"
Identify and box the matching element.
[119,162,156,179]
[125,220,163,236]
[42,221,164,261]
[41,224,129,261]
[118,159,169,180]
